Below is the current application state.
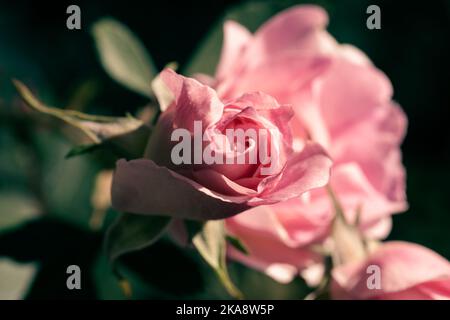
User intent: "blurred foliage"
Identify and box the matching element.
[91,18,157,98]
[0,258,37,300]
[0,0,449,299]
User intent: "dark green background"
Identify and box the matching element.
[0,0,449,299]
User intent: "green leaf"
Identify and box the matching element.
[36,131,99,230]
[105,213,171,264]
[65,143,101,158]
[193,220,243,299]
[226,234,249,255]
[91,17,157,98]
[13,80,150,158]
[0,258,38,299]
[103,214,171,298]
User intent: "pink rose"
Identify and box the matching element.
[202,5,407,281]
[331,242,450,300]
[111,69,332,220]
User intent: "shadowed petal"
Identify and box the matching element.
[111,159,250,220]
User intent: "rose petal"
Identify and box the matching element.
[218,54,331,101]
[160,68,224,131]
[216,21,252,81]
[111,159,250,220]
[246,5,329,67]
[192,168,258,196]
[318,59,393,135]
[271,198,332,247]
[332,103,407,204]
[226,209,321,283]
[331,241,450,299]
[254,142,332,203]
[330,163,407,232]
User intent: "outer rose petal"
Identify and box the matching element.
[192,168,258,196]
[271,198,332,247]
[216,21,252,81]
[329,163,406,236]
[159,68,223,132]
[337,44,372,66]
[245,5,329,67]
[318,59,393,135]
[331,241,450,300]
[360,217,393,240]
[226,207,322,283]
[236,196,332,249]
[218,54,331,103]
[254,142,332,204]
[111,159,250,220]
[288,85,332,149]
[331,103,408,204]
